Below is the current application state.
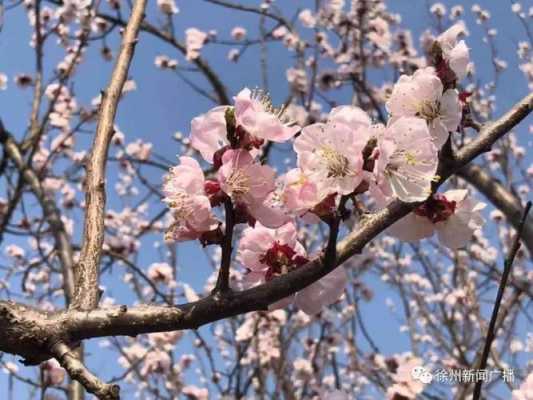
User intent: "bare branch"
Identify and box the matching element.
[0,124,76,303]
[96,13,231,105]
[72,0,147,311]
[472,201,532,400]
[51,341,120,400]
[458,163,533,257]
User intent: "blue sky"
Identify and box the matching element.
[0,0,531,398]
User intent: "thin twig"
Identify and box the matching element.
[472,201,532,400]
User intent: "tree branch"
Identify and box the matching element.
[50,341,120,400]
[0,124,76,303]
[71,0,147,311]
[97,13,230,105]
[458,163,533,257]
[472,201,532,400]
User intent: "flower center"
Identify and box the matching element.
[384,149,439,195]
[260,242,308,281]
[168,192,193,220]
[226,169,250,197]
[320,146,351,178]
[414,194,457,223]
[416,100,440,122]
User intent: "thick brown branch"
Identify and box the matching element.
[458,163,533,257]
[72,0,147,311]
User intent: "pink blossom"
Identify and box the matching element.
[41,359,66,386]
[293,266,347,315]
[386,67,462,147]
[436,21,470,81]
[370,117,439,203]
[512,372,533,400]
[182,386,209,400]
[233,88,300,142]
[125,139,152,161]
[190,105,229,163]
[163,157,219,242]
[386,355,428,400]
[218,150,286,227]
[231,26,247,41]
[140,349,171,376]
[190,88,299,164]
[327,105,372,140]
[237,222,346,314]
[298,9,316,28]
[157,0,179,15]
[185,28,208,61]
[0,73,7,90]
[294,121,366,196]
[281,168,325,217]
[147,262,174,285]
[5,244,25,258]
[388,189,486,249]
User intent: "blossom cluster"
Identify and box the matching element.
[162,22,486,316]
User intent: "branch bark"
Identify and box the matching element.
[51,341,120,400]
[458,163,533,257]
[71,0,147,311]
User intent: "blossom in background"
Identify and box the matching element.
[157,0,179,15]
[238,222,347,314]
[512,372,533,400]
[147,262,174,285]
[163,157,219,242]
[386,67,462,147]
[154,55,178,70]
[294,121,366,196]
[140,349,171,376]
[182,386,209,400]
[388,189,486,249]
[0,73,7,90]
[231,26,247,41]
[436,21,470,81]
[386,354,428,400]
[125,139,152,161]
[40,359,66,386]
[370,117,438,203]
[185,28,208,61]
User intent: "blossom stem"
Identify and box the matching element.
[472,201,531,400]
[324,196,348,269]
[214,198,235,293]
